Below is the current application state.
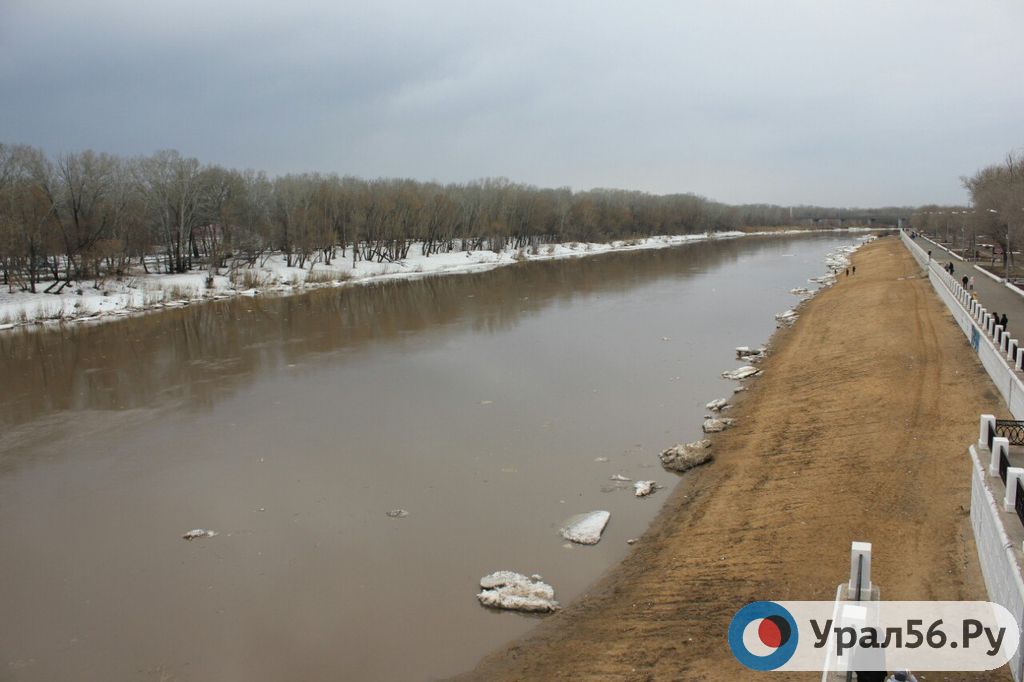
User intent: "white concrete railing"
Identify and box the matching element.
[969,437,1024,681]
[901,230,1024,419]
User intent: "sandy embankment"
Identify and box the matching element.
[456,237,1010,681]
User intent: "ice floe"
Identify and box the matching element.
[560,511,611,545]
[705,398,728,411]
[702,417,736,433]
[633,480,657,497]
[722,365,760,380]
[477,571,560,613]
[182,529,218,541]
[660,440,714,472]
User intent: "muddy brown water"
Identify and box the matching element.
[0,234,861,681]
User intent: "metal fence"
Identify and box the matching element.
[997,420,1024,446]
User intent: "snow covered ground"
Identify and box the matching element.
[0,229,871,332]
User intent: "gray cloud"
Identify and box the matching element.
[2,0,1022,206]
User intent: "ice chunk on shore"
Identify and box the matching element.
[633,480,657,497]
[735,346,766,359]
[182,529,218,541]
[477,571,560,613]
[660,440,713,472]
[706,398,728,411]
[560,511,611,545]
[702,417,735,433]
[722,366,760,380]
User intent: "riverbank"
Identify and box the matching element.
[455,236,1010,680]
[0,228,873,333]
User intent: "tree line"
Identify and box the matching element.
[0,143,907,293]
[911,150,1024,265]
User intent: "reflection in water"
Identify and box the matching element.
[1,238,754,429]
[0,233,861,682]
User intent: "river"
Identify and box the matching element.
[0,232,861,681]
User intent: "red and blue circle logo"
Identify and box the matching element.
[728,602,799,670]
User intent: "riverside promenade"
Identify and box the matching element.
[457,236,1010,681]
[916,233,1024,340]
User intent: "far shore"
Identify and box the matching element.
[0,226,876,334]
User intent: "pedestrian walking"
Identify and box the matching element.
[962,275,969,288]
[852,265,856,275]
[845,268,849,276]
[1001,313,1009,331]
[969,276,975,290]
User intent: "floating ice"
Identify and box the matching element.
[560,511,611,545]
[705,398,728,412]
[386,509,409,518]
[775,309,799,327]
[182,529,218,541]
[477,571,560,613]
[722,366,760,380]
[633,481,657,497]
[660,440,713,472]
[702,417,735,433]
[609,474,632,481]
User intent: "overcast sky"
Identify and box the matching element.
[2,1,1022,207]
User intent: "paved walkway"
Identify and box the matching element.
[917,233,1024,340]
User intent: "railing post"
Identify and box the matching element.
[848,541,872,600]
[1010,340,1018,362]
[992,437,1010,478]
[995,324,1003,341]
[981,413,997,448]
[1001,330,1010,353]
[1016,347,1024,371]
[1005,467,1024,512]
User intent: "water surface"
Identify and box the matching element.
[0,233,859,681]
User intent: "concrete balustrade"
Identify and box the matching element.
[982,414,997,447]
[993,437,1010,477]
[1006,468,1024,512]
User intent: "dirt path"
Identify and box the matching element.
[455,236,1010,681]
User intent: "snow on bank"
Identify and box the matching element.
[0,229,872,333]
